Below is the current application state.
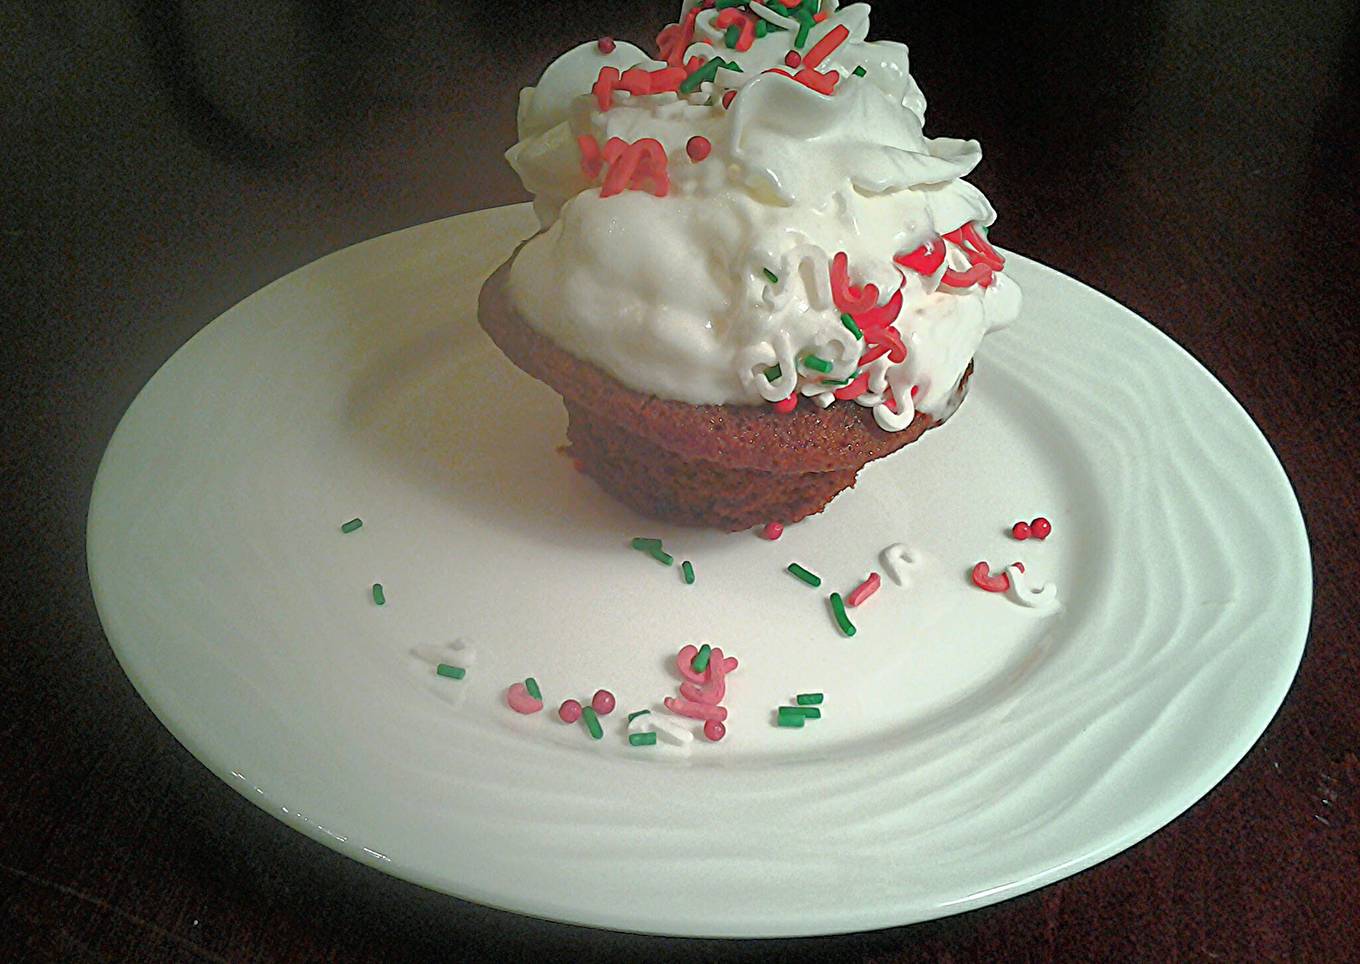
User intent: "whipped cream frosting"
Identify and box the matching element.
[504,1,1020,428]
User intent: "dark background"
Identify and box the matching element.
[3,1,1357,960]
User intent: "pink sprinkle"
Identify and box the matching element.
[704,719,726,742]
[558,699,582,723]
[762,522,784,541]
[506,682,543,715]
[591,689,616,716]
[1012,521,1031,540]
[847,572,881,607]
[1030,517,1053,540]
[784,51,802,68]
[686,135,712,162]
[664,696,728,721]
[597,36,616,53]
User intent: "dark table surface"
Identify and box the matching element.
[4,1,1357,960]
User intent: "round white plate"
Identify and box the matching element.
[88,204,1311,937]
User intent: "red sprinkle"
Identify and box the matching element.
[971,562,1010,593]
[793,67,839,96]
[803,24,849,70]
[597,36,616,53]
[686,135,712,162]
[722,89,738,108]
[813,11,828,22]
[704,719,726,742]
[761,522,784,541]
[1031,517,1053,540]
[558,699,583,723]
[591,689,616,715]
[784,51,802,68]
[894,237,947,275]
[618,67,653,95]
[831,251,879,314]
[1012,521,1031,541]
[772,394,797,413]
[593,66,620,111]
[832,371,870,400]
[847,572,881,607]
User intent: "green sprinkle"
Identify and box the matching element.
[794,18,812,49]
[627,709,652,723]
[796,692,824,705]
[582,706,604,740]
[764,364,782,382]
[820,377,851,387]
[631,537,663,551]
[682,560,695,584]
[524,677,541,700]
[787,563,822,588]
[715,0,746,7]
[692,643,712,673]
[680,58,723,94]
[802,354,833,374]
[852,65,867,77]
[798,705,822,719]
[777,706,807,728]
[719,59,743,73]
[649,547,674,566]
[436,663,465,680]
[762,268,779,284]
[840,313,863,340]
[724,24,741,48]
[830,592,856,636]
[371,583,385,606]
[755,19,768,38]
[340,518,363,533]
[629,731,658,746]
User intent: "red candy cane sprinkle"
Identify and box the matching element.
[761,522,784,541]
[831,251,879,314]
[686,135,712,162]
[847,572,881,607]
[894,236,947,275]
[971,562,1011,593]
[593,66,620,111]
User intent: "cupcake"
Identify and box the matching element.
[479,0,1021,531]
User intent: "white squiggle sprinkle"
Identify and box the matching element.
[880,543,925,588]
[629,708,695,749]
[1004,565,1061,614]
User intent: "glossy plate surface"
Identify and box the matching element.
[88,204,1310,937]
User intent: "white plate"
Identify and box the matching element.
[88,204,1311,937]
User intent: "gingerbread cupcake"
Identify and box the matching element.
[480,0,1021,531]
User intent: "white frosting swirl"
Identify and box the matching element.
[503,1,1020,425]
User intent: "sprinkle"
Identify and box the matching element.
[627,709,651,723]
[830,592,856,636]
[682,560,695,584]
[592,689,616,715]
[971,561,1011,593]
[755,19,768,38]
[371,583,385,606]
[629,731,658,746]
[703,719,726,741]
[847,572,881,607]
[794,18,812,49]
[340,518,363,533]
[777,706,807,727]
[772,394,797,413]
[787,563,822,587]
[436,663,465,680]
[597,36,615,53]
[852,65,867,77]
[720,60,743,74]
[686,135,712,162]
[649,547,674,566]
[716,0,747,7]
[559,699,582,723]
[691,643,712,673]
[581,706,604,740]
[524,677,541,701]
[631,537,664,551]
[724,24,741,48]
[762,268,779,284]
[679,58,722,94]
[797,705,822,719]
[796,692,824,705]
[1030,517,1053,540]
[762,522,784,541]
[802,24,849,70]
[802,354,833,374]
[784,51,802,68]
[840,313,863,340]
[1012,521,1031,540]
[722,89,737,108]
[764,364,782,381]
